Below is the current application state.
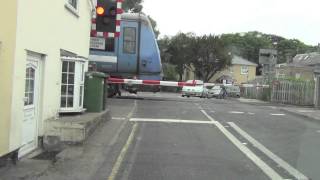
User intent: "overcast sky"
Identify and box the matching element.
[143,0,320,45]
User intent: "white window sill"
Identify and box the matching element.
[65,3,79,18]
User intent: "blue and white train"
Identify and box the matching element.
[89,13,162,82]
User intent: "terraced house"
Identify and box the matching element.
[0,0,94,159]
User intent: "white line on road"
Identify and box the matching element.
[200,110,283,180]
[229,111,245,114]
[270,113,286,116]
[130,118,215,125]
[248,112,255,115]
[228,122,308,180]
[112,117,126,120]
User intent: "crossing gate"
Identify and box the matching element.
[107,78,197,87]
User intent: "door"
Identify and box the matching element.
[118,21,139,73]
[20,53,41,157]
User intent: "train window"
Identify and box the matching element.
[123,27,136,54]
[105,38,115,52]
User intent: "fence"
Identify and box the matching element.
[271,80,315,106]
[241,86,271,101]
[241,80,315,106]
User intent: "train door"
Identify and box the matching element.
[118,21,139,73]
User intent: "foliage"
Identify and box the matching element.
[166,33,196,81]
[162,63,178,81]
[122,1,160,38]
[159,33,231,82]
[148,15,160,39]
[122,0,144,12]
[220,31,315,64]
[192,35,232,82]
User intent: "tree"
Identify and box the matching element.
[167,33,195,81]
[220,31,315,64]
[192,35,232,82]
[122,0,144,12]
[148,15,160,39]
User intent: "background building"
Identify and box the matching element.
[211,56,257,84]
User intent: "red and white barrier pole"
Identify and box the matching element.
[107,78,196,87]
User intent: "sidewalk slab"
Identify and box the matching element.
[45,109,110,145]
[237,98,320,122]
[0,159,51,180]
[279,107,320,122]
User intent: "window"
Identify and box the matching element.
[61,61,75,108]
[60,58,86,112]
[68,0,78,9]
[123,27,136,54]
[24,67,35,106]
[241,66,249,75]
[106,38,115,52]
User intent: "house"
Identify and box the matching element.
[0,0,94,158]
[211,56,258,84]
[274,52,320,108]
[275,53,320,81]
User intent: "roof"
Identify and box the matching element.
[121,13,150,24]
[232,56,258,67]
[293,52,320,66]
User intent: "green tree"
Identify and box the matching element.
[167,33,195,81]
[220,31,315,64]
[192,35,232,82]
[148,15,160,39]
[122,0,143,12]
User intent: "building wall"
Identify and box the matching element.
[8,0,92,152]
[232,65,257,84]
[210,65,256,84]
[0,0,18,156]
[276,66,314,81]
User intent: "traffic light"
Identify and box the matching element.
[96,0,117,33]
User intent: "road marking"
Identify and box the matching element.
[200,110,283,180]
[126,100,137,119]
[270,113,286,116]
[107,123,139,180]
[229,111,245,114]
[112,117,126,120]
[228,122,308,180]
[130,118,215,125]
[248,112,255,115]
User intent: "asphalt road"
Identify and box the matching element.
[32,92,320,180]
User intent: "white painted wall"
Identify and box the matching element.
[9,0,93,151]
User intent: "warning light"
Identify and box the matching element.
[96,6,105,16]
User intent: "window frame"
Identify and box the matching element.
[241,66,249,75]
[60,58,86,113]
[123,27,137,54]
[65,0,79,17]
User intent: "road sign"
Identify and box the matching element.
[90,37,105,50]
[259,49,277,65]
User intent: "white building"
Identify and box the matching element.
[0,0,94,158]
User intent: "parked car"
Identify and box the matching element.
[208,85,223,98]
[182,85,208,98]
[181,80,209,98]
[225,85,241,98]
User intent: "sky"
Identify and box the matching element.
[143,0,320,45]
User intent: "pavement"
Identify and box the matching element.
[1,92,320,180]
[237,97,320,123]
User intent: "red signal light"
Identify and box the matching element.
[96,6,105,16]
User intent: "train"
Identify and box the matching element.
[89,13,163,95]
